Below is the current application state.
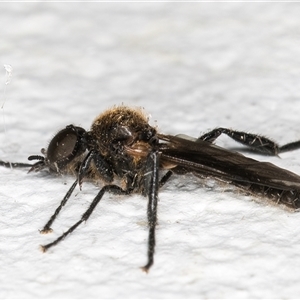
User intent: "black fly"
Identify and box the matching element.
[3,105,300,272]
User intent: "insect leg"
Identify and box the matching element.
[141,150,160,272]
[40,179,78,234]
[41,150,114,233]
[40,184,131,252]
[278,140,300,154]
[0,160,33,168]
[198,128,280,155]
[159,170,172,189]
[78,150,114,188]
[40,151,95,233]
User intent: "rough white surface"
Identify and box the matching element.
[1,3,300,299]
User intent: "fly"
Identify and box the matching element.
[3,105,300,272]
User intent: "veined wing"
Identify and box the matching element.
[158,134,300,191]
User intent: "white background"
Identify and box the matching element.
[1,3,300,299]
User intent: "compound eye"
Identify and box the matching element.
[47,126,86,171]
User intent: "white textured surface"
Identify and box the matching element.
[1,3,300,299]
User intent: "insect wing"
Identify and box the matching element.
[158,134,300,191]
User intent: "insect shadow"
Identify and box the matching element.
[2,106,300,272]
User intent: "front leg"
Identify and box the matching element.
[41,184,132,252]
[41,151,114,233]
[78,150,114,188]
[40,179,78,234]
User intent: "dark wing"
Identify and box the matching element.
[158,134,300,191]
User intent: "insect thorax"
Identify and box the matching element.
[88,106,158,187]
